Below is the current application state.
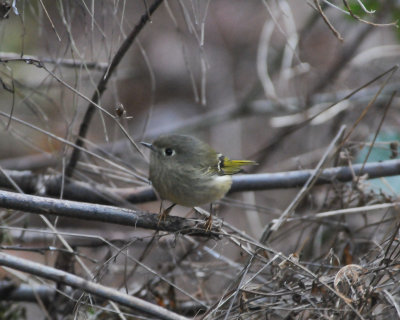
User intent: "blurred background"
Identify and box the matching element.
[0,0,400,319]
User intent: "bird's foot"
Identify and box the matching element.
[158,203,176,226]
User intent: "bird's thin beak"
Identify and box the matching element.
[140,142,155,151]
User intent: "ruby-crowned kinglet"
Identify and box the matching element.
[141,134,256,210]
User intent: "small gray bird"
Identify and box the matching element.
[141,134,256,227]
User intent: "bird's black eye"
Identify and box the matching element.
[164,148,174,156]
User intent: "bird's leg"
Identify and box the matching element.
[204,203,214,231]
[158,203,176,225]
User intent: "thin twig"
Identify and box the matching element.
[0,51,108,70]
[259,125,346,242]
[313,0,344,41]
[343,0,397,27]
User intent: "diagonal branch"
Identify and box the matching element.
[0,252,189,320]
[66,0,164,177]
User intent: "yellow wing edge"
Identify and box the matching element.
[220,157,258,175]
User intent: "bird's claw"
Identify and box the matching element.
[203,215,213,232]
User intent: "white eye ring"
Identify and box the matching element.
[164,148,175,156]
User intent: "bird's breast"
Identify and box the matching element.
[150,168,232,207]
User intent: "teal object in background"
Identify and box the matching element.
[356,132,400,194]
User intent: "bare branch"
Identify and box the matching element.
[1,158,400,205]
[0,281,55,303]
[0,189,220,237]
[0,253,190,320]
